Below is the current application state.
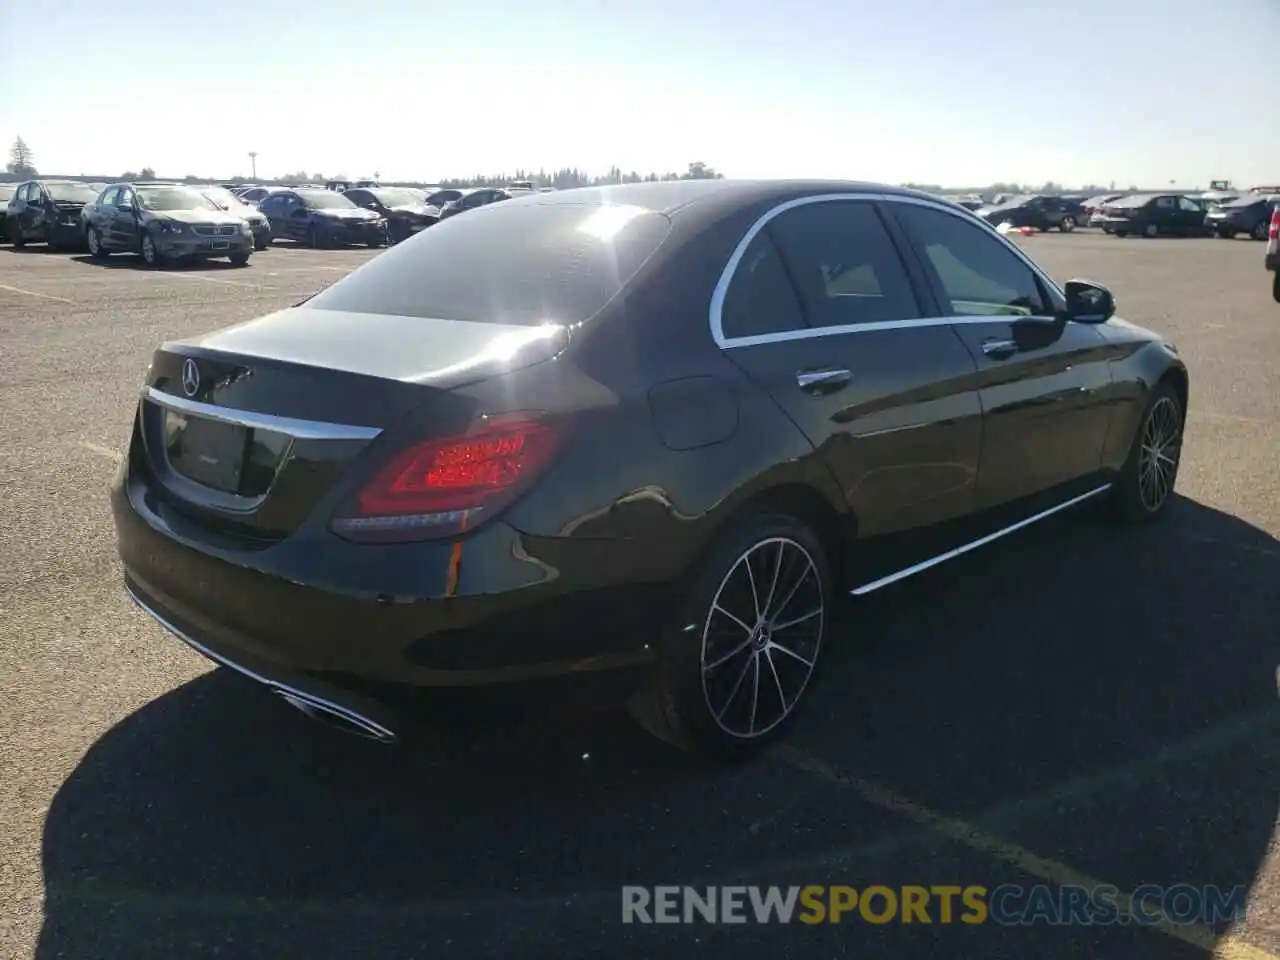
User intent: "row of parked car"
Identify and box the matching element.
[959,188,1280,240]
[0,177,537,266]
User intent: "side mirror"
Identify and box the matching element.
[1063,279,1114,323]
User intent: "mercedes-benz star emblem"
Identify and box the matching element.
[181,358,201,398]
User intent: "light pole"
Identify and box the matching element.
[249,151,258,179]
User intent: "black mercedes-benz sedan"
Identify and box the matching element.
[113,180,1189,753]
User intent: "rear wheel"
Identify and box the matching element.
[1143,223,1159,238]
[1252,220,1269,241]
[1059,215,1076,233]
[628,512,830,756]
[229,251,250,267]
[1109,382,1183,523]
[1272,271,1280,305]
[1114,229,1129,237]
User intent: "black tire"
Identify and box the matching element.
[1109,382,1184,523]
[86,226,109,259]
[627,512,831,756]
[1114,230,1128,238]
[1272,271,1280,305]
[1252,220,1269,241]
[11,222,25,248]
[254,238,269,251]
[1059,215,1076,233]
[1215,229,1231,239]
[1143,223,1159,238]
[229,251,250,267]
[140,230,165,268]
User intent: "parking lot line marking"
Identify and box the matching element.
[0,282,73,303]
[771,745,1275,959]
[166,273,257,289]
[77,440,121,462]
[1190,411,1269,426]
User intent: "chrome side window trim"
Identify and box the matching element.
[142,386,382,441]
[709,191,1066,350]
[849,483,1113,596]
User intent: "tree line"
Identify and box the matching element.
[0,137,1185,196]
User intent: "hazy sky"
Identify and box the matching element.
[2,0,1277,187]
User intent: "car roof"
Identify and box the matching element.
[509,178,948,220]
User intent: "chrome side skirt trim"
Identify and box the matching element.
[124,581,397,743]
[849,484,1112,596]
[142,386,382,442]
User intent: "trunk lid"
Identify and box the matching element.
[136,308,567,541]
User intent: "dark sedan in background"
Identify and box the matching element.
[437,187,511,220]
[1266,204,1280,303]
[976,194,1086,232]
[196,184,272,250]
[0,183,13,243]
[1094,193,1208,237]
[1083,193,1124,227]
[6,179,101,251]
[82,182,254,266]
[110,180,1188,756]
[344,187,438,242]
[1204,193,1278,240]
[256,188,388,247]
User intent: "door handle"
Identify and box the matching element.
[796,368,852,394]
[982,338,1018,360]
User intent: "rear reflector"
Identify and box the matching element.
[331,413,557,542]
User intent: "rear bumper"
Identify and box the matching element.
[111,444,665,714]
[1266,252,1280,271]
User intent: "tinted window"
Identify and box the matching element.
[345,189,373,206]
[1178,197,1203,212]
[426,189,462,205]
[99,186,120,206]
[1155,196,1175,209]
[767,201,920,327]
[307,202,672,325]
[259,195,283,214]
[721,232,805,340]
[893,203,1049,317]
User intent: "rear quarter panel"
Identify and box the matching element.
[496,201,846,579]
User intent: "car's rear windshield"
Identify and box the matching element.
[137,186,218,211]
[426,189,462,205]
[299,190,356,210]
[46,182,102,203]
[306,201,673,325]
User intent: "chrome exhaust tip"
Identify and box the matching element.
[273,688,397,743]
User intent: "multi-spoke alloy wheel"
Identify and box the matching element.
[627,513,831,754]
[1111,382,1184,523]
[700,537,823,739]
[1137,396,1181,513]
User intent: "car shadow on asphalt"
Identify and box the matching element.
[67,254,254,272]
[36,495,1279,959]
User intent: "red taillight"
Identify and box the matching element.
[331,414,558,543]
[1269,208,1279,240]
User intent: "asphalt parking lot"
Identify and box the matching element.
[1,233,1277,960]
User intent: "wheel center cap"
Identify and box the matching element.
[752,624,770,650]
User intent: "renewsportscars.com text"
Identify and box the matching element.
[621,884,1247,926]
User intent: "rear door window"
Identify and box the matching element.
[765,200,922,327]
[720,232,806,340]
[307,201,673,325]
[890,202,1051,317]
